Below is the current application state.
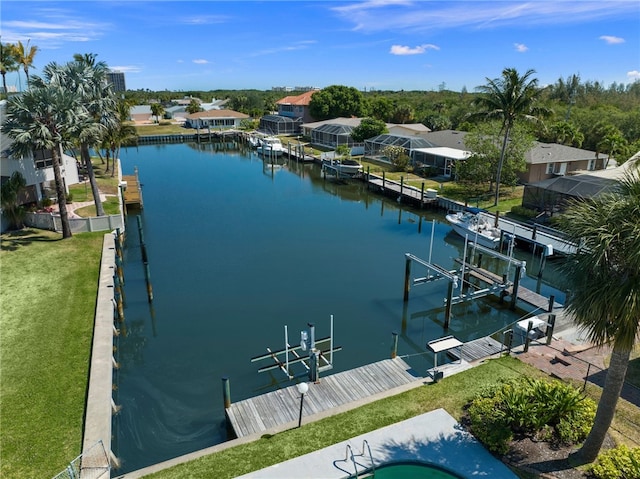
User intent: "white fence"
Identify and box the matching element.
[25,212,124,234]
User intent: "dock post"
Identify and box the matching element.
[382,171,386,190]
[222,377,231,409]
[510,265,522,310]
[523,320,533,352]
[546,314,556,345]
[399,176,404,202]
[548,295,555,312]
[503,329,513,354]
[444,280,454,329]
[403,255,412,302]
[494,210,499,228]
[420,182,425,207]
[366,166,370,190]
[391,332,399,359]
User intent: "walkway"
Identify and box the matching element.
[235,409,518,479]
[516,337,640,407]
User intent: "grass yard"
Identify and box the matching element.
[0,229,105,478]
[145,357,543,479]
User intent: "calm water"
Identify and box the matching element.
[113,142,566,473]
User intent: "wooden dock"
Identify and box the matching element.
[122,168,143,209]
[226,358,419,438]
[366,173,439,208]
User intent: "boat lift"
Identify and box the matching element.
[250,315,342,383]
[403,221,526,328]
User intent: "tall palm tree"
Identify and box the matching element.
[4,65,88,238]
[50,53,119,216]
[13,39,38,87]
[1,41,19,97]
[101,101,138,177]
[472,68,550,206]
[558,160,640,464]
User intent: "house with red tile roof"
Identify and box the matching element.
[259,90,319,135]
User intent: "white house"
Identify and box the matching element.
[1,100,80,231]
[185,109,249,130]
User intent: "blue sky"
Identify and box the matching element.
[2,1,639,93]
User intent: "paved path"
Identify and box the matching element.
[516,338,640,407]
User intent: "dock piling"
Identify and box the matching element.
[391,332,399,359]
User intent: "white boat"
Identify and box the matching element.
[445,211,502,249]
[257,137,285,156]
[248,134,262,148]
[321,159,363,177]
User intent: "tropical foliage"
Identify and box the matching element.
[466,377,596,454]
[558,164,640,464]
[350,117,387,142]
[309,85,367,120]
[588,445,640,479]
[469,68,551,206]
[0,171,27,230]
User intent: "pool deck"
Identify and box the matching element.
[235,408,518,479]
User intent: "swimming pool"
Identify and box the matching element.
[351,461,465,479]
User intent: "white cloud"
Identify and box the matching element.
[628,70,640,80]
[599,35,625,44]
[514,43,528,53]
[390,44,439,55]
[180,15,230,25]
[109,66,142,74]
[193,59,210,64]
[330,1,639,34]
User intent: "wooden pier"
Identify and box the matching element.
[366,173,439,208]
[225,358,419,438]
[122,168,143,209]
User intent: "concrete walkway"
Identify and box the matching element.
[236,409,518,479]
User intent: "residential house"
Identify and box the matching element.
[185,109,249,130]
[410,130,608,183]
[129,105,153,123]
[522,151,638,213]
[259,90,318,135]
[1,100,80,232]
[388,123,431,138]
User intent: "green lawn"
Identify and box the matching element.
[0,229,105,478]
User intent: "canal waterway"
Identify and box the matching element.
[114,142,566,473]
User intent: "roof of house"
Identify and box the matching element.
[301,117,365,129]
[389,123,432,134]
[277,90,317,106]
[186,109,249,119]
[130,105,152,115]
[526,143,602,164]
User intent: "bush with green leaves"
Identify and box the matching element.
[466,377,595,454]
[588,445,640,479]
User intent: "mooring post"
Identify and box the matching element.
[444,280,454,329]
[366,166,370,190]
[503,329,513,354]
[510,265,522,310]
[494,210,499,228]
[420,182,425,207]
[391,332,399,359]
[399,176,404,202]
[546,314,556,345]
[222,377,231,409]
[548,294,555,312]
[523,320,533,352]
[382,171,386,190]
[403,255,412,302]
[144,262,153,302]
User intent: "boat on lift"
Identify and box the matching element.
[445,209,502,249]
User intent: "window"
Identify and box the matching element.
[588,159,596,171]
[34,149,53,169]
[546,163,554,174]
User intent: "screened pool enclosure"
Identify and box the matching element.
[258,115,302,136]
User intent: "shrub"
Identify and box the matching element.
[510,205,538,219]
[465,377,595,453]
[467,396,512,454]
[588,445,640,479]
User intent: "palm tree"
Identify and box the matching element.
[1,41,19,97]
[558,160,640,464]
[13,39,38,87]
[150,102,164,123]
[472,68,550,206]
[52,53,119,216]
[4,65,88,238]
[101,101,138,177]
